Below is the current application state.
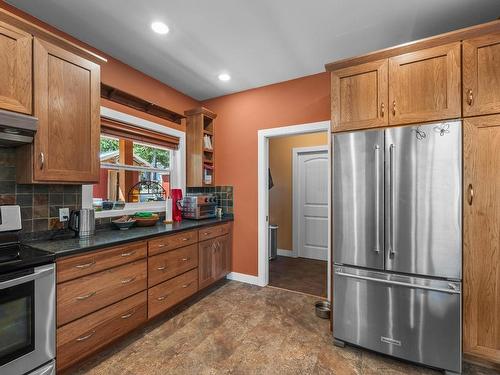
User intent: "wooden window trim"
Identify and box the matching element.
[101,117,179,150]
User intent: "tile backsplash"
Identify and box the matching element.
[186,186,233,215]
[0,148,82,233]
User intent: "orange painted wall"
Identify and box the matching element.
[0,1,199,131]
[204,73,330,276]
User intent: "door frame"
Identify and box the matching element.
[257,121,331,299]
[292,145,329,260]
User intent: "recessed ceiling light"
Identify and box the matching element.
[218,73,231,82]
[151,21,169,35]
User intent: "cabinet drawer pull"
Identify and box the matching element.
[182,237,189,241]
[76,330,95,342]
[120,310,136,319]
[157,265,167,271]
[75,261,95,269]
[182,282,192,288]
[181,257,190,262]
[467,89,474,106]
[203,232,209,236]
[468,184,474,206]
[157,295,168,301]
[121,276,136,284]
[76,291,96,300]
[158,244,166,248]
[121,251,136,257]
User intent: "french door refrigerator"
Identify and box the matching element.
[332,121,462,374]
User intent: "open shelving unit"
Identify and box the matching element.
[185,106,217,187]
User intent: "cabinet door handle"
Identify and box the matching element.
[39,152,45,169]
[468,184,474,206]
[156,265,166,271]
[76,330,95,342]
[380,102,385,117]
[121,276,136,284]
[392,100,396,116]
[121,310,136,319]
[75,260,95,269]
[76,291,96,300]
[121,251,136,257]
[467,89,474,106]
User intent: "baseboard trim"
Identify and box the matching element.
[226,272,263,286]
[277,249,296,257]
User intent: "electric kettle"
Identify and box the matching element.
[69,209,95,238]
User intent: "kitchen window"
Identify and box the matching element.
[82,107,186,218]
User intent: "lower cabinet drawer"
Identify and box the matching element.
[57,259,147,326]
[148,244,198,287]
[148,268,198,319]
[57,291,147,371]
[198,223,230,241]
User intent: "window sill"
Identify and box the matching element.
[94,203,166,219]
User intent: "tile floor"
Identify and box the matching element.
[72,281,496,375]
[269,256,327,297]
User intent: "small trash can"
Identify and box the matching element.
[269,224,279,260]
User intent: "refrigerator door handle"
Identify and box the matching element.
[374,144,381,253]
[335,271,461,294]
[388,143,396,258]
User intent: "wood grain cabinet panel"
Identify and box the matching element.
[198,238,217,289]
[0,20,32,114]
[388,42,461,125]
[32,37,100,183]
[148,229,198,256]
[57,291,147,372]
[214,234,231,280]
[57,259,147,326]
[198,223,230,241]
[148,268,198,319]
[463,32,500,117]
[463,114,500,367]
[56,241,147,283]
[148,244,198,287]
[331,59,388,132]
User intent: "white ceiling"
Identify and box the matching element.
[7,0,500,100]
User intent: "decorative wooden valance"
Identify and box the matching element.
[101,83,185,125]
[101,117,179,150]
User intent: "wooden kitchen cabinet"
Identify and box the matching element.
[17,37,100,184]
[331,59,388,132]
[463,114,500,367]
[0,20,32,114]
[388,42,461,125]
[463,32,500,117]
[198,231,232,289]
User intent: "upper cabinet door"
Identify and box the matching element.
[33,38,100,183]
[331,59,388,132]
[463,32,500,117]
[388,42,461,125]
[0,21,32,114]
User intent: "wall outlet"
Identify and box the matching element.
[59,208,70,222]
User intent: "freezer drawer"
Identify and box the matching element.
[334,266,461,373]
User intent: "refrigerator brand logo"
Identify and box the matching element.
[381,336,402,346]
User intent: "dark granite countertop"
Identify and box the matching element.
[27,215,234,258]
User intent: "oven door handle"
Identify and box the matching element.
[0,265,54,290]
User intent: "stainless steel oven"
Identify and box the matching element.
[0,263,55,375]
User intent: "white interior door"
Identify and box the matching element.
[293,147,329,261]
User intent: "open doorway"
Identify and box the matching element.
[257,121,331,300]
[268,134,328,297]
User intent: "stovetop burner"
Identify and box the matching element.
[0,242,54,274]
[0,244,21,263]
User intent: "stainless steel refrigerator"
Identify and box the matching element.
[332,121,462,374]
